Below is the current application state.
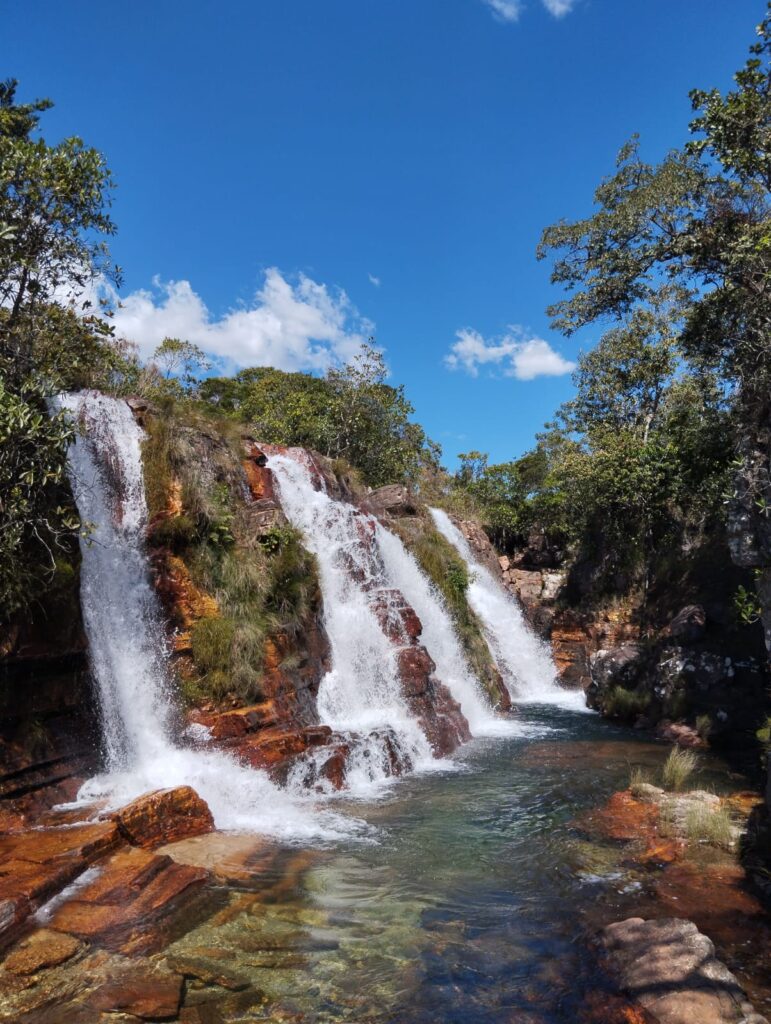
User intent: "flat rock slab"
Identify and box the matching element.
[0,821,122,946]
[599,917,768,1024]
[49,846,210,955]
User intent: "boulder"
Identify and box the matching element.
[112,786,214,849]
[365,484,417,518]
[666,605,707,643]
[599,917,767,1024]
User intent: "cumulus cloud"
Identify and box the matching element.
[482,0,577,21]
[105,268,372,373]
[445,327,575,381]
[482,0,524,22]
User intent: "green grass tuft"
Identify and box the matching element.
[661,745,699,791]
[684,802,734,849]
[603,686,650,721]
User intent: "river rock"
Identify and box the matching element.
[599,917,767,1024]
[90,967,184,1019]
[3,928,82,975]
[112,786,214,848]
[49,846,210,954]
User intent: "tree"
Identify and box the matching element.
[0,79,118,381]
[0,82,117,620]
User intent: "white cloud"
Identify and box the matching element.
[105,268,372,373]
[368,273,381,288]
[541,0,576,16]
[445,327,575,381]
[482,0,523,23]
[481,0,578,22]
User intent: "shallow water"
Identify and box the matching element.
[159,705,762,1023]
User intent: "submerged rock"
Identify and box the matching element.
[599,917,767,1024]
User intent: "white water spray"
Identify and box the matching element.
[269,454,437,788]
[429,508,586,711]
[53,392,353,839]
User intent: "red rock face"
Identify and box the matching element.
[111,787,215,849]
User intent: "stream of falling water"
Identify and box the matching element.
[52,392,350,839]
[429,508,587,711]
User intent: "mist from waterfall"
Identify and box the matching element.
[53,392,353,839]
[429,508,587,711]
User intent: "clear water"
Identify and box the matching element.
[160,705,756,1024]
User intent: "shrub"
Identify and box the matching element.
[661,746,699,791]
[603,686,650,721]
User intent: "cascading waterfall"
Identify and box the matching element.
[429,508,587,710]
[375,528,517,737]
[53,392,350,839]
[269,454,438,790]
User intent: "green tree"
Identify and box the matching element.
[0,82,117,619]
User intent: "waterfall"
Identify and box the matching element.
[53,392,350,839]
[268,454,438,789]
[429,508,586,710]
[375,528,516,737]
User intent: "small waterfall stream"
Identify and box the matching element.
[53,392,349,839]
[268,454,439,788]
[429,508,587,710]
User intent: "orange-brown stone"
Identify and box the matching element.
[112,786,214,849]
[49,846,210,955]
[90,968,184,1019]
[574,790,659,843]
[3,928,82,975]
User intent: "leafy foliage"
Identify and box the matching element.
[200,345,440,487]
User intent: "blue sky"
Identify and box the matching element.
[3,0,761,466]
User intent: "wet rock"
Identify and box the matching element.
[49,846,210,954]
[655,720,707,749]
[0,820,122,947]
[666,605,707,643]
[599,917,767,1024]
[112,786,214,849]
[0,896,31,950]
[90,968,184,1019]
[575,790,659,843]
[371,589,422,643]
[165,953,250,990]
[3,928,82,975]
